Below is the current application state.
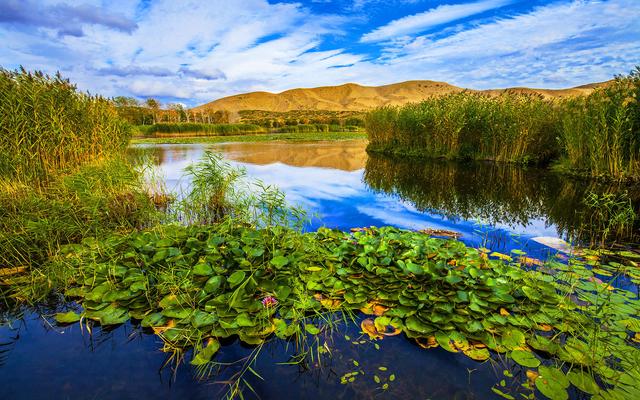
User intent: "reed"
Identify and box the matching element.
[557,68,640,180]
[0,67,131,186]
[366,92,559,164]
[147,122,266,135]
[365,67,640,180]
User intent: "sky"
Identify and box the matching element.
[1,0,639,107]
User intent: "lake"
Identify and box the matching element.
[1,139,638,399]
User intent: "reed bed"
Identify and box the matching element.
[146,123,266,135]
[0,67,130,186]
[366,92,560,164]
[366,68,640,180]
[139,122,361,137]
[0,68,155,268]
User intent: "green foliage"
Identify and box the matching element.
[22,225,640,400]
[366,67,640,180]
[365,92,560,164]
[0,158,157,268]
[558,67,640,180]
[148,122,266,135]
[0,67,131,186]
[131,131,367,144]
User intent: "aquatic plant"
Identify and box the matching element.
[365,92,560,164]
[0,67,131,186]
[366,67,640,180]
[558,67,640,180]
[13,224,637,399]
[147,123,266,136]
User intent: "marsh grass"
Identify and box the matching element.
[367,67,640,180]
[366,92,560,164]
[0,67,131,186]
[147,123,266,136]
[0,68,156,269]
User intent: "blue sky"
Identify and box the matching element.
[1,0,639,106]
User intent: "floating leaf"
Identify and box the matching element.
[55,311,81,324]
[511,350,540,368]
[535,375,568,400]
[227,270,246,287]
[567,371,600,395]
[305,324,320,335]
[191,339,220,366]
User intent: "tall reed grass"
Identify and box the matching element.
[0,67,131,186]
[366,92,560,164]
[558,68,640,180]
[366,67,640,180]
[0,68,155,268]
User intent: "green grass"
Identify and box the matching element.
[145,122,266,135]
[131,131,367,144]
[0,68,155,269]
[0,67,131,186]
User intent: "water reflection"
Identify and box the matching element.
[364,153,640,245]
[131,141,639,254]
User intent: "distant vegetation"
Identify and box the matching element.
[238,109,365,128]
[134,122,362,137]
[366,67,640,181]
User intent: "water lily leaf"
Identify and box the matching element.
[501,328,526,350]
[204,276,224,293]
[567,371,600,395]
[55,311,81,324]
[435,331,458,353]
[463,347,490,361]
[511,350,540,368]
[228,270,246,287]
[141,312,166,328]
[191,339,220,366]
[535,375,568,400]
[270,256,289,268]
[193,262,213,276]
[305,324,320,335]
[538,366,569,388]
[191,311,217,328]
[235,313,255,327]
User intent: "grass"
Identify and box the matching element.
[0,67,131,186]
[366,67,640,180]
[131,131,367,144]
[366,92,560,164]
[144,123,266,136]
[0,67,155,269]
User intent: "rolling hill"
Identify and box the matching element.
[192,80,610,117]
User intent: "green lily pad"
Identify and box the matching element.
[305,324,320,335]
[270,256,289,268]
[535,375,568,400]
[228,270,246,287]
[510,350,540,368]
[193,262,213,276]
[191,339,220,366]
[538,366,569,389]
[55,311,81,324]
[567,371,600,395]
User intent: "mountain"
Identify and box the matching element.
[192,80,610,115]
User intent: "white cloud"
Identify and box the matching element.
[0,0,638,104]
[361,0,513,42]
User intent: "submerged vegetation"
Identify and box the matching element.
[366,67,640,180]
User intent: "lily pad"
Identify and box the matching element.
[510,350,540,368]
[55,311,81,324]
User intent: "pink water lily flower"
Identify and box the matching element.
[262,296,278,308]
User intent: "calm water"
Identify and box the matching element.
[2,140,638,399]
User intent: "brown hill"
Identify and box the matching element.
[193,80,610,116]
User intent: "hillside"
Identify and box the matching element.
[192,80,610,116]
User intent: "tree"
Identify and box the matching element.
[145,98,161,124]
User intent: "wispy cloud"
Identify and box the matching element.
[361,0,513,42]
[0,0,637,105]
[0,0,137,37]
